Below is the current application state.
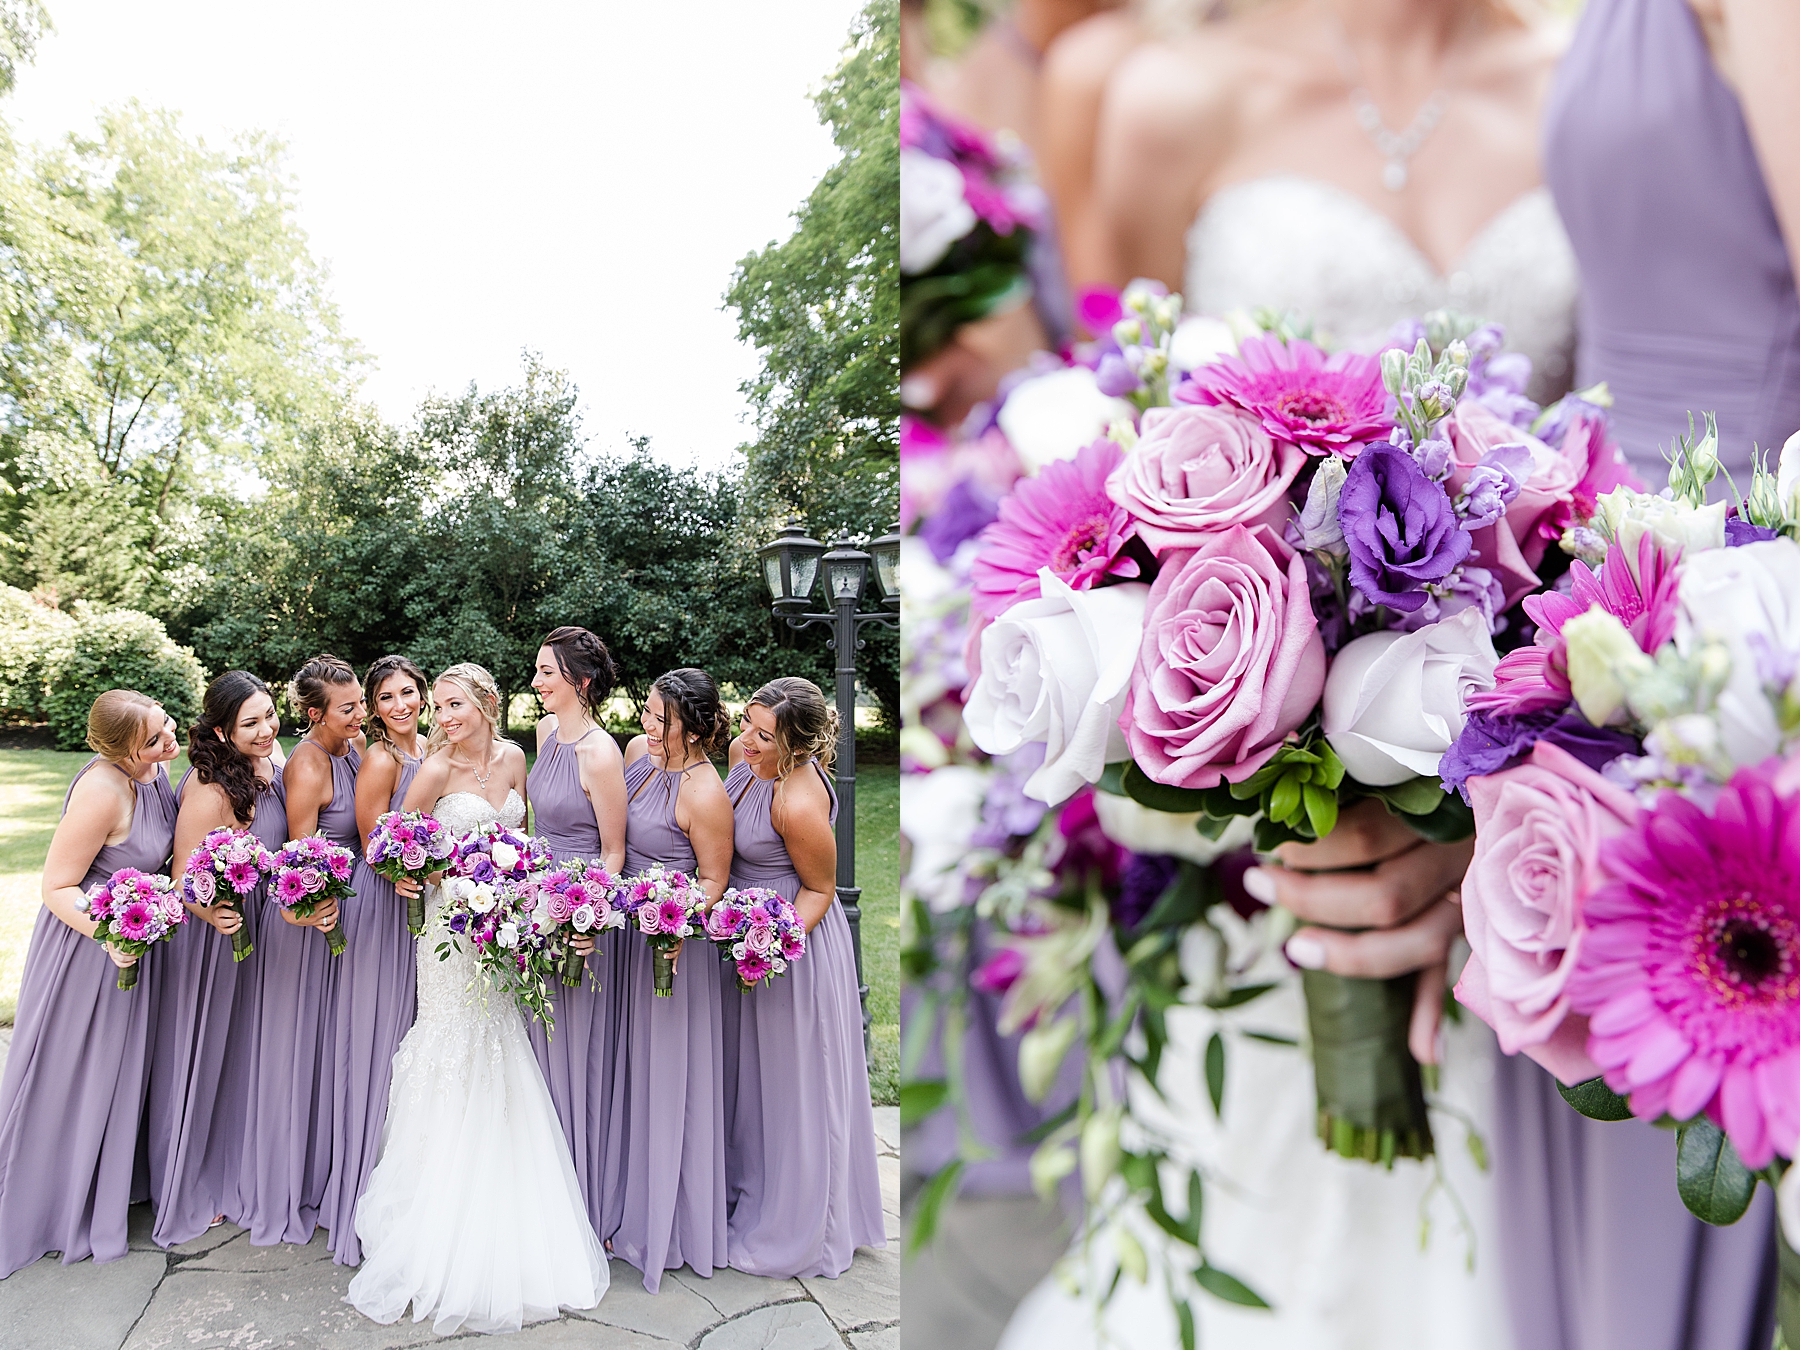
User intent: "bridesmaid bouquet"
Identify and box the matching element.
[78,867,185,990]
[180,826,275,962]
[705,886,807,991]
[621,864,708,996]
[271,834,356,956]
[364,809,455,936]
[535,860,626,988]
[964,287,1636,1163]
[1445,417,1800,1333]
[434,874,558,1032]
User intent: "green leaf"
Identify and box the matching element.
[1097,761,1129,796]
[1176,1299,1196,1350]
[1253,815,1316,851]
[1303,783,1338,839]
[1676,1115,1756,1226]
[1268,773,1302,825]
[1137,862,1210,932]
[1122,761,1213,814]
[1315,743,1346,790]
[1204,981,1279,1010]
[1194,1263,1270,1309]
[1017,1100,1079,1145]
[1195,813,1238,841]
[1396,790,1476,843]
[904,1160,963,1258]
[1187,1172,1204,1244]
[1370,775,1447,815]
[1120,1149,1158,1193]
[1556,1076,1634,1122]
[1240,1030,1299,1046]
[1204,1031,1225,1118]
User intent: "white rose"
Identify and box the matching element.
[1322,608,1498,786]
[1092,791,1255,867]
[531,901,555,932]
[996,366,1134,475]
[496,921,519,949]
[1675,537,1800,767]
[447,876,474,902]
[899,148,977,275]
[1168,315,1237,373]
[1778,428,1800,522]
[570,903,596,932]
[899,765,987,913]
[468,883,497,915]
[964,569,1150,805]
[490,841,520,872]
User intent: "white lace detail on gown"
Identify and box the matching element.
[346,790,606,1335]
[1185,175,1579,404]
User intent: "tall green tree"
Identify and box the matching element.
[726,0,899,722]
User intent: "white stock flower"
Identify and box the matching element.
[1592,487,1726,574]
[1564,609,1654,727]
[996,366,1134,474]
[1092,790,1255,867]
[900,148,977,274]
[1322,608,1498,786]
[964,570,1150,804]
[900,765,987,912]
[1675,537,1800,767]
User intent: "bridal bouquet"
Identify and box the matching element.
[964,287,1635,1163]
[447,819,552,891]
[364,810,455,936]
[900,79,1046,371]
[705,887,806,991]
[271,835,355,956]
[1447,418,1800,1329]
[533,859,627,988]
[434,873,559,1031]
[620,865,707,996]
[180,826,275,962]
[78,868,185,989]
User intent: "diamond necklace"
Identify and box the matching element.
[1324,6,1463,193]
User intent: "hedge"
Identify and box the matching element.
[0,586,76,722]
[42,606,207,751]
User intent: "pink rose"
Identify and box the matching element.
[1455,741,1639,1085]
[1123,524,1324,788]
[636,904,660,935]
[1446,401,1578,608]
[745,921,775,956]
[1106,404,1303,553]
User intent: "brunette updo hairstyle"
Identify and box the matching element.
[363,654,429,763]
[187,671,274,826]
[541,627,619,718]
[290,653,359,729]
[651,667,730,759]
[748,676,841,777]
[86,689,163,763]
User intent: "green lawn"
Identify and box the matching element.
[0,748,901,1105]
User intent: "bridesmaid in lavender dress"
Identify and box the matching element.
[149,672,283,1247]
[0,691,179,1277]
[1486,3,1800,1345]
[525,628,629,1240]
[603,668,733,1291]
[323,655,426,1266]
[722,677,885,1278]
[236,655,358,1246]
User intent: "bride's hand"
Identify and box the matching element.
[1242,799,1475,1064]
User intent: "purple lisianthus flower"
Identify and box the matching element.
[919,478,1001,564]
[1095,351,1142,397]
[1725,513,1779,547]
[469,857,496,883]
[1439,709,1640,803]
[1340,442,1471,612]
[1112,853,1181,931]
[449,911,468,933]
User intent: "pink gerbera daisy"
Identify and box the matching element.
[969,438,1140,621]
[116,900,156,942]
[1179,333,1391,458]
[657,897,691,933]
[737,954,773,984]
[1569,769,1800,1167]
[225,860,259,893]
[1471,532,1681,716]
[275,871,308,904]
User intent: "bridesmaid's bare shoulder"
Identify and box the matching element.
[534,713,557,752]
[623,734,650,766]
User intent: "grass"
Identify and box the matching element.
[0,748,901,1107]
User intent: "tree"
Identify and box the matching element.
[725,0,900,722]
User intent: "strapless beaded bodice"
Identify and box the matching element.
[417,789,526,1027]
[1184,175,1579,404]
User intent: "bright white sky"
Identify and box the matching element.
[7,0,865,470]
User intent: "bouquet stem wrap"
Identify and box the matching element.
[305,904,348,956]
[115,957,141,992]
[652,942,677,997]
[407,890,426,939]
[230,908,253,963]
[1302,967,1433,1164]
[1780,1226,1800,1350]
[561,944,587,988]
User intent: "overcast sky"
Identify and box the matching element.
[7,0,865,470]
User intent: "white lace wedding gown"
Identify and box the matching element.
[1002,175,1579,1350]
[346,789,607,1335]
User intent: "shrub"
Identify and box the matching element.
[0,586,76,722]
[43,606,207,751]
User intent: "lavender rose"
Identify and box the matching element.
[1106,403,1305,552]
[1123,525,1325,788]
[1340,442,1470,612]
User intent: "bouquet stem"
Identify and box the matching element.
[562,945,588,988]
[1301,968,1433,1165]
[324,924,347,957]
[116,960,139,992]
[230,913,253,963]
[407,889,425,938]
[1779,1223,1800,1350]
[652,944,677,997]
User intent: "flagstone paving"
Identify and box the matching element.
[0,1027,899,1350]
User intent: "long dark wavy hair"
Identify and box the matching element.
[363,654,429,763]
[541,626,619,718]
[651,667,731,759]
[187,671,274,826]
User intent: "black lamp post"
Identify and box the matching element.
[758,521,900,1058]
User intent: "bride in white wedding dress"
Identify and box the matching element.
[347,663,606,1335]
[1005,3,1576,1348]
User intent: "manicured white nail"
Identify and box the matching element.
[1241,867,1278,905]
[1285,934,1327,970]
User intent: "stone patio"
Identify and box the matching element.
[0,1028,900,1350]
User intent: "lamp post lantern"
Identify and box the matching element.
[757,520,900,1059]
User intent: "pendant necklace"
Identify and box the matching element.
[468,747,495,788]
[1324,5,1464,192]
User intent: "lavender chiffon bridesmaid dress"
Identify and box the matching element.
[525,725,624,1241]
[1480,3,1793,1345]
[720,762,884,1278]
[602,755,728,1291]
[145,767,281,1247]
[322,744,417,1266]
[237,739,356,1246]
[0,758,176,1277]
